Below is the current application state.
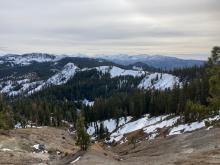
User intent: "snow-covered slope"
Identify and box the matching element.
[45,63,79,85]
[0,63,79,96]
[87,117,132,136]
[94,66,146,78]
[0,53,65,66]
[103,112,220,144]
[28,63,79,94]
[82,99,94,107]
[0,62,180,96]
[138,73,180,90]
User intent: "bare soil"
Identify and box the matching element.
[0,127,78,165]
[1,127,220,165]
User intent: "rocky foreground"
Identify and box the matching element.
[0,126,220,165]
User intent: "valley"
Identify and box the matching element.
[0,0,219,164]
[0,47,219,165]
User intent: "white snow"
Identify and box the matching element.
[95,66,146,78]
[15,123,22,129]
[138,73,180,90]
[169,114,220,136]
[132,66,143,71]
[108,115,170,143]
[143,116,180,134]
[0,62,180,96]
[33,144,40,150]
[105,113,220,143]
[1,81,13,93]
[206,126,213,130]
[1,148,12,152]
[46,63,78,85]
[169,121,205,135]
[71,156,81,164]
[82,99,94,107]
[1,54,65,66]
[87,117,132,136]
[28,63,79,94]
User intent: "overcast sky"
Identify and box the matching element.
[0,0,219,60]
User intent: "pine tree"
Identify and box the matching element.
[207,46,220,111]
[0,95,13,130]
[76,115,90,151]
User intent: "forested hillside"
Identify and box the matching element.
[0,47,219,137]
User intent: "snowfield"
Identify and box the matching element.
[138,73,180,90]
[29,63,79,94]
[82,99,94,107]
[95,66,146,78]
[0,63,180,96]
[0,53,65,66]
[87,117,132,136]
[169,114,220,135]
[96,112,220,144]
[0,63,79,96]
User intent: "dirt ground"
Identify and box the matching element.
[0,127,78,165]
[74,127,220,165]
[0,127,220,165]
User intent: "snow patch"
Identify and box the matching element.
[82,99,94,107]
[87,117,132,136]
[95,66,146,78]
[71,156,80,164]
[108,115,170,143]
[169,114,220,135]
[138,73,180,90]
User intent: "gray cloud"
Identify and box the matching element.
[0,0,219,59]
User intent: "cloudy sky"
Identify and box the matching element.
[0,0,219,59]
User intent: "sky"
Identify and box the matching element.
[0,0,219,60]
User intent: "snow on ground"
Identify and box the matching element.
[45,63,79,85]
[28,63,79,94]
[169,114,220,136]
[1,148,12,152]
[33,144,40,150]
[0,63,180,96]
[104,112,220,144]
[0,81,13,93]
[0,53,65,66]
[95,66,146,78]
[87,117,132,136]
[107,114,170,143]
[82,99,94,107]
[138,73,180,90]
[143,116,180,135]
[132,66,143,71]
[71,156,81,164]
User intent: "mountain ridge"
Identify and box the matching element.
[0,53,205,69]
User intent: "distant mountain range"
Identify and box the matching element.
[0,53,182,97]
[0,53,205,70]
[96,54,205,70]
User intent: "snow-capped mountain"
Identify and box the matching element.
[97,54,204,70]
[0,62,180,96]
[0,53,66,66]
[0,53,186,97]
[0,63,79,96]
[28,63,79,95]
[0,53,204,70]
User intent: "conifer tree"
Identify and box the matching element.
[207,46,220,111]
[76,115,90,151]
